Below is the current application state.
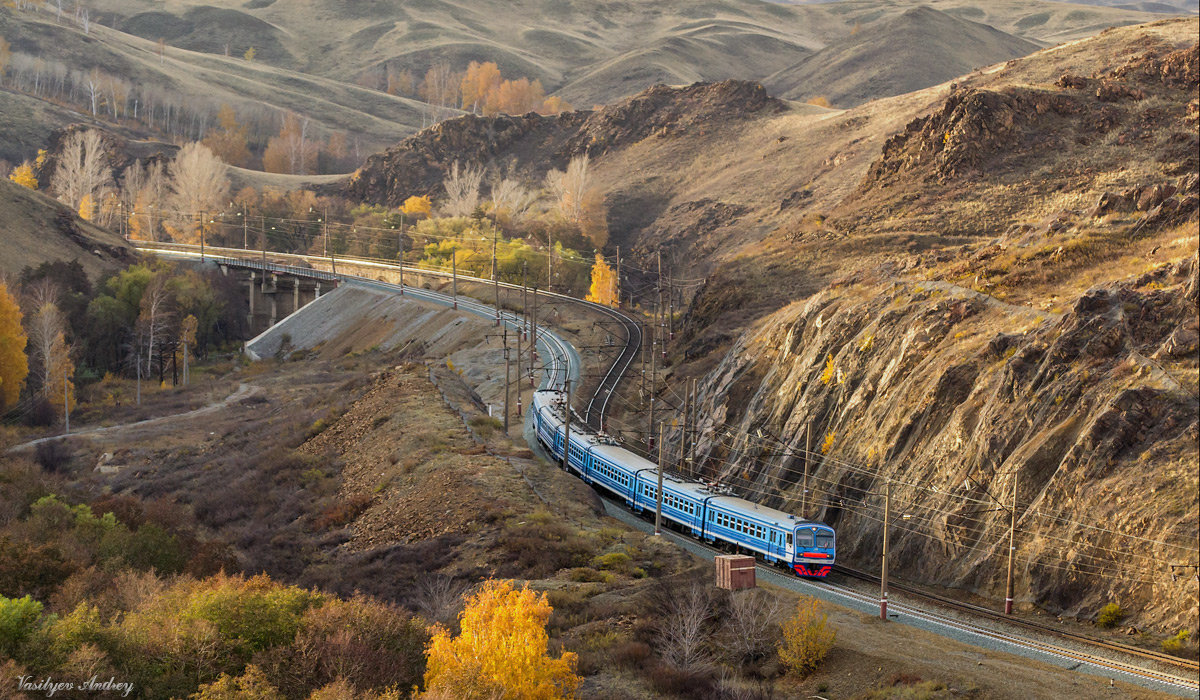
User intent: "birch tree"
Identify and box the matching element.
[53,129,111,219]
[442,160,483,217]
[166,142,229,243]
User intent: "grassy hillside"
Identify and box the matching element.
[765,6,1042,106]
[0,179,133,281]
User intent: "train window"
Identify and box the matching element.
[786,533,793,546]
[797,532,814,547]
[816,533,834,548]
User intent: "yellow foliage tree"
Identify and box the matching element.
[806,96,832,108]
[584,253,617,307]
[778,596,836,678]
[202,104,252,168]
[820,430,835,455]
[78,193,95,221]
[191,664,282,700]
[423,579,579,699]
[44,331,75,414]
[244,46,256,62]
[540,95,572,115]
[8,161,37,189]
[401,195,433,218]
[461,61,502,114]
[0,282,29,410]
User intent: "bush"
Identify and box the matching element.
[1097,603,1124,628]
[34,439,74,473]
[778,596,835,678]
[0,595,46,661]
[1162,630,1196,658]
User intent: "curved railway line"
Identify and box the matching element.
[136,241,1199,696]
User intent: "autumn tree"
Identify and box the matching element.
[442,161,483,217]
[423,579,579,699]
[44,329,75,414]
[8,160,37,189]
[401,195,432,218]
[53,129,111,219]
[166,143,230,244]
[461,61,501,114]
[486,78,545,116]
[244,46,256,62]
[419,62,460,122]
[584,253,617,307]
[387,67,415,97]
[262,113,318,175]
[0,282,29,410]
[777,596,835,678]
[202,105,251,168]
[540,95,572,115]
[127,160,168,242]
[25,292,66,394]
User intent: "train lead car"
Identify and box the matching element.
[532,389,836,578]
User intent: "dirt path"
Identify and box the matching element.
[6,382,260,451]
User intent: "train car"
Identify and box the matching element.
[530,389,836,577]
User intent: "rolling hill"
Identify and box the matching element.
[764,6,1042,106]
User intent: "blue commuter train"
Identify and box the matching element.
[532,389,836,577]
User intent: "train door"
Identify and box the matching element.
[784,529,794,562]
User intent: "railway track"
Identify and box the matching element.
[137,241,1197,695]
[832,564,1200,677]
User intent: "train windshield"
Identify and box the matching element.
[796,531,814,547]
[815,532,834,549]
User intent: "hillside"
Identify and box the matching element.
[0,179,133,280]
[338,16,1199,630]
[2,0,1178,171]
[764,6,1042,106]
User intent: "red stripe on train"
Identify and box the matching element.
[794,564,832,577]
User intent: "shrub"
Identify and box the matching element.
[1162,630,1195,658]
[778,596,835,678]
[192,664,283,699]
[34,439,74,473]
[0,595,46,660]
[1097,603,1124,628]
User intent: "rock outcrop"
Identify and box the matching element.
[684,257,1199,629]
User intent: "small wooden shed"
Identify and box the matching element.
[715,555,757,590]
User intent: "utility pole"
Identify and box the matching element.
[398,226,404,295]
[680,380,691,476]
[691,381,700,480]
[323,206,329,256]
[648,320,657,452]
[881,479,891,621]
[242,206,248,249]
[63,368,70,435]
[260,215,267,267]
[561,379,572,471]
[640,321,648,408]
[136,355,141,406]
[615,247,622,308]
[655,421,665,536]
[452,253,458,310]
[547,238,553,293]
[668,271,675,341]
[503,324,511,434]
[183,341,188,386]
[515,318,523,418]
[199,210,206,260]
[493,233,500,325]
[522,261,528,340]
[530,286,538,387]
[802,429,811,519]
[1005,475,1018,615]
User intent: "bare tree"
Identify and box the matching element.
[24,289,65,394]
[442,160,483,217]
[53,128,111,216]
[720,589,786,665]
[167,142,230,242]
[413,574,469,628]
[490,169,538,223]
[543,154,591,223]
[656,583,714,671]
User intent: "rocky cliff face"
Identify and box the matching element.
[686,256,1198,629]
[342,80,783,205]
